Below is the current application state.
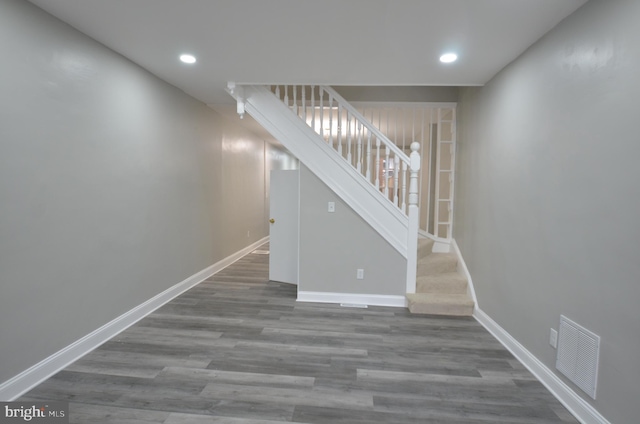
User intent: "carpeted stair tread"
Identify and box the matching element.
[417,252,458,275]
[416,272,468,294]
[406,293,474,316]
[409,242,473,317]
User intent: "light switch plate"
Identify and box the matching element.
[356,269,364,279]
[328,202,335,213]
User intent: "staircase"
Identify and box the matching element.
[227,83,472,316]
[406,238,474,316]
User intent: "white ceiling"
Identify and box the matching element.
[27,0,587,106]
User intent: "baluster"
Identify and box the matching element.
[394,155,400,207]
[357,121,363,173]
[384,147,390,198]
[328,94,333,147]
[362,107,366,131]
[337,104,343,155]
[311,85,315,132]
[386,108,390,140]
[366,131,372,182]
[292,85,297,115]
[346,113,352,164]
[409,144,421,196]
[275,85,280,99]
[402,161,408,214]
[405,142,421,294]
[302,86,306,121]
[284,85,289,107]
[319,89,324,139]
[375,137,381,190]
[434,108,441,237]
[402,108,406,150]
[394,108,398,148]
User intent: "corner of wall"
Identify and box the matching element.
[0,237,268,402]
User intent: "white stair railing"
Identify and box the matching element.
[272,85,419,217]
[228,83,421,294]
[348,103,457,246]
[269,85,421,294]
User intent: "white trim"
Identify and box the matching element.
[451,238,477,307]
[0,237,269,401]
[323,87,409,161]
[449,107,457,239]
[474,308,611,424]
[297,291,407,308]
[433,108,442,243]
[296,169,302,287]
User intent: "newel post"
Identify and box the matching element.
[406,142,421,294]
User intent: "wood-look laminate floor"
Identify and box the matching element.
[21,246,578,423]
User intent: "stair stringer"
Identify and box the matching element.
[241,85,409,258]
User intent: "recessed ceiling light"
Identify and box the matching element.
[179,54,197,64]
[440,53,458,63]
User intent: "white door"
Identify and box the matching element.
[269,169,299,285]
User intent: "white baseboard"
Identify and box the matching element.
[449,239,608,423]
[297,291,407,308]
[0,236,269,401]
[474,308,610,424]
[450,238,477,307]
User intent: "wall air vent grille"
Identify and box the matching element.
[555,315,600,399]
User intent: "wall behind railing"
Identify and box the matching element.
[0,0,295,387]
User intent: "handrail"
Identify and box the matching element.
[242,83,423,294]
[321,86,410,164]
[269,84,419,217]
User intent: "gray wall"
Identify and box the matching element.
[299,165,406,296]
[454,0,640,422]
[0,0,293,386]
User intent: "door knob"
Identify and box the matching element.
[269,218,275,224]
